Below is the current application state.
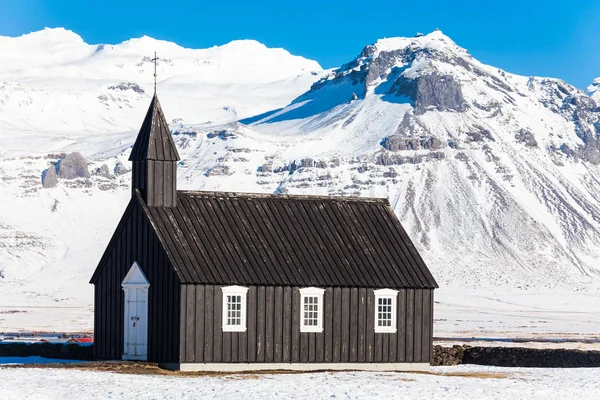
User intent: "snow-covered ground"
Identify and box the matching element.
[0,364,598,399]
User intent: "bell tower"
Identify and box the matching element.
[129,93,180,207]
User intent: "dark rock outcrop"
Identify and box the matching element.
[42,165,58,188]
[95,164,112,179]
[381,136,442,151]
[394,72,466,115]
[515,129,538,147]
[114,161,130,176]
[207,130,237,140]
[57,153,89,179]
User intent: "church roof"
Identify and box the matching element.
[138,190,438,289]
[129,94,180,161]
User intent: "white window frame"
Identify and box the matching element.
[299,287,325,333]
[222,286,248,332]
[374,289,398,333]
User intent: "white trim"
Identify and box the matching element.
[222,286,249,332]
[374,289,398,333]
[299,287,325,333]
[121,261,150,288]
[167,362,430,372]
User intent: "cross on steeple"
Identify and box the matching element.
[151,52,158,93]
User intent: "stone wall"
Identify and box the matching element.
[0,342,93,360]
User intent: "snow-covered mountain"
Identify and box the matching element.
[1,28,600,331]
[590,78,600,101]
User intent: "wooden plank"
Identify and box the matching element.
[300,330,309,363]
[179,285,187,362]
[374,333,383,362]
[324,288,333,362]
[357,288,366,362]
[291,287,300,363]
[282,287,292,362]
[397,289,406,362]
[406,289,414,363]
[381,333,389,362]
[256,286,266,362]
[247,286,257,362]
[195,285,204,362]
[186,285,196,362]
[341,288,350,362]
[273,286,283,362]
[222,331,232,363]
[332,287,341,362]
[413,289,423,362]
[365,289,374,362]
[349,288,358,362]
[213,285,223,362]
[308,333,316,363]
[204,286,214,362]
[265,286,274,362]
[231,332,238,362]
[421,289,431,363]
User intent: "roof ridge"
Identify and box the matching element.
[176,190,390,204]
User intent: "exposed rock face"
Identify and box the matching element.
[95,164,112,179]
[515,129,538,147]
[114,161,130,176]
[394,72,466,115]
[57,153,89,179]
[381,136,442,151]
[107,82,145,94]
[41,165,58,188]
[207,130,237,140]
[205,164,232,176]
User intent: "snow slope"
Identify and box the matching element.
[1,29,600,336]
[0,28,322,157]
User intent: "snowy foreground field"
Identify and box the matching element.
[0,364,598,399]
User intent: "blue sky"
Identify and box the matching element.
[1,0,598,89]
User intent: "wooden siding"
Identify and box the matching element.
[132,160,177,207]
[180,285,434,364]
[93,199,180,362]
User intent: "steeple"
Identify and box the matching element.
[129,93,180,207]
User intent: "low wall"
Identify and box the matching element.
[0,342,94,360]
[2,343,600,368]
[432,345,600,367]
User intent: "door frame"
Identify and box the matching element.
[121,262,150,361]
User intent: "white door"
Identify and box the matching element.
[125,287,148,359]
[122,262,150,361]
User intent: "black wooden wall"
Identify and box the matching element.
[93,199,180,362]
[132,160,177,207]
[180,285,433,364]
